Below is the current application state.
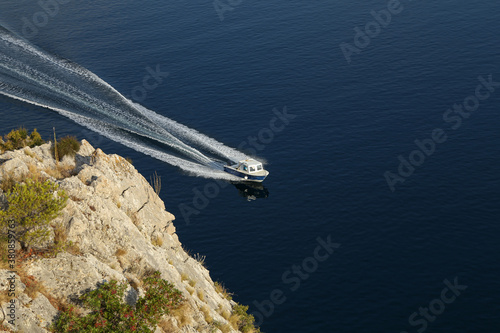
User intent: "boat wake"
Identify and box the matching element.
[0,26,251,180]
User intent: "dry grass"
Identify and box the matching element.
[219,323,232,333]
[0,290,10,305]
[24,149,35,158]
[65,242,81,256]
[180,272,188,282]
[218,304,231,321]
[0,170,19,193]
[170,302,192,328]
[215,282,233,301]
[69,195,83,202]
[43,167,62,179]
[20,273,47,299]
[188,279,196,287]
[152,235,163,247]
[158,318,177,333]
[53,223,67,245]
[24,149,42,162]
[47,223,81,257]
[228,313,240,330]
[186,286,195,295]
[150,171,161,196]
[212,321,232,333]
[45,292,69,312]
[115,248,127,257]
[27,163,44,182]
[126,276,142,290]
[139,267,157,280]
[0,236,11,270]
[181,245,192,257]
[193,253,206,267]
[43,164,75,180]
[197,289,205,302]
[0,257,9,270]
[0,163,75,193]
[200,305,213,324]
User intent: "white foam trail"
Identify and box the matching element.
[0,89,239,180]
[136,104,250,163]
[1,28,250,163]
[0,53,213,165]
[0,26,259,180]
[58,113,241,180]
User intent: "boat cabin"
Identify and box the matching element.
[236,159,264,174]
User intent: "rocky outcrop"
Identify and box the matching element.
[0,141,240,332]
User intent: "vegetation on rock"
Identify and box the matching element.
[0,127,45,153]
[0,179,68,251]
[230,304,261,333]
[52,271,184,333]
[53,135,81,160]
[0,128,260,333]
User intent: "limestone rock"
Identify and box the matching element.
[0,142,243,332]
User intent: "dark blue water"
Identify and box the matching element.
[1,1,500,332]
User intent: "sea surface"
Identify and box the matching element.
[1,1,499,332]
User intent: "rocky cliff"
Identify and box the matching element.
[0,140,246,333]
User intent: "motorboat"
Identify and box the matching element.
[224,158,269,182]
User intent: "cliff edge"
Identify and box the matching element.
[0,140,250,333]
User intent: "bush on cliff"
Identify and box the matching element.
[0,127,45,153]
[52,271,184,333]
[0,179,68,251]
[230,304,261,333]
[53,135,81,161]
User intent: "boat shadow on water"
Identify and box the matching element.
[231,181,269,201]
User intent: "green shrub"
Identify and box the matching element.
[29,128,45,147]
[0,179,68,251]
[231,304,261,333]
[6,127,28,147]
[1,140,14,152]
[0,128,45,152]
[54,136,81,160]
[52,271,184,333]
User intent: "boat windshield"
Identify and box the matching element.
[239,161,264,173]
